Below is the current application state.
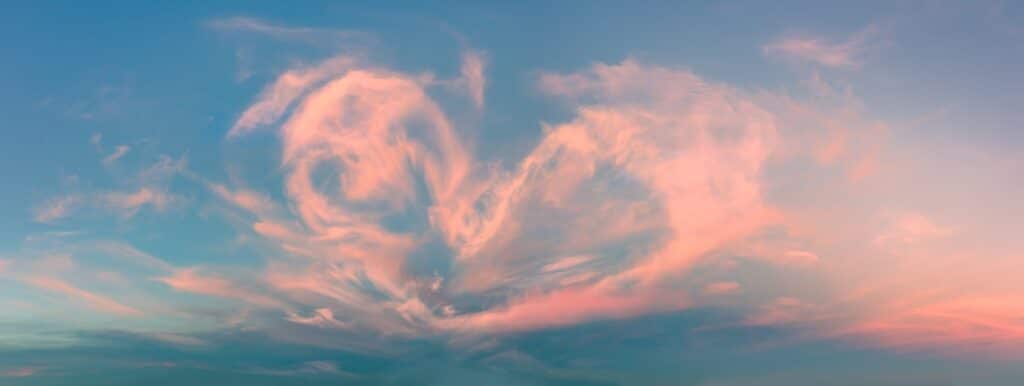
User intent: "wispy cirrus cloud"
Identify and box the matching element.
[33,195,79,223]
[23,276,142,316]
[101,187,177,218]
[199,48,1024,359]
[207,17,376,84]
[0,241,191,330]
[208,56,834,338]
[452,50,486,109]
[704,281,741,295]
[102,145,130,165]
[248,360,354,377]
[159,268,287,310]
[227,56,357,137]
[13,20,1024,368]
[763,25,882,69]
[873,211,954,245]
[33,187,180,221]
[207,16,371,45]
[2,368,38,377]
[32,152,186,222]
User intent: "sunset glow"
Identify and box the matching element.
[2,2,1023,385]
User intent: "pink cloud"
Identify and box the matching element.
[102,187,176,217]
[146,332,208,347]
[208,17,368,47]
[429,59,784,330]
[102,145,130,165]
[458,50,486,108]
[287,308,351,329]
[228,56,356,137]
[763,25,880,69]
[704,281,741,295]
[873,211,953,245]
[536,59,780,286]
[541,255,593,273]
[25,276,141,316]
[6,38,1021,365]
[2,368,37,377]
[838,295,1024,355]
[159,268,285,309]
[744,297,817,326]
[443,282,684,333]
[92,242,174,273]
[33,195,78,223]
[265,65,473,296]
[739,198,1024,356]
[729,238,821,266]
[221,57,789,335]
[780,250,820,265]
[210,184,276,216]
[214,51,1024,357]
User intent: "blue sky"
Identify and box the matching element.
[2,1,1024,385]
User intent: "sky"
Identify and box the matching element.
[1,1,1023,385]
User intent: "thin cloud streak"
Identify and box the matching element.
[102,145,130,165]
[2,368,38,377]
[763,25,881,68]
[207,16,371,45]
[101,187,176,217]
[24,276,142,316]
[33,195,79,223]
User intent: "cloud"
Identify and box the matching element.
[32,40,1013,362]
[704,281,741,295]
[2,368,37,377]
[744,297,816,326]
[92,241,175,272]
[208,17,376,85]
[33,153,186,222]
[454,50,486,109]
[780,250,819,265]
[209,183,277,216]
[145,332,208,347]
[541,255,593,273]
[102,145,130,165]
[286,308,352,329]
[33,195,79,223]
[873,211,953,245]
[838,294,1024,354]
[159,268,286,309]
[24,276,141,316]
[207,17,368,45]
[443,284,680,333]
[261,64,471,300]
[34,187,179,222]
[136,154,187,182]
[763,25,880,68]
[534,59,778,281]
[220,56,785,337]
[222,53,986,347]
[248,360,354,377]
[228,56,357,137]
[101,187,177,217]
